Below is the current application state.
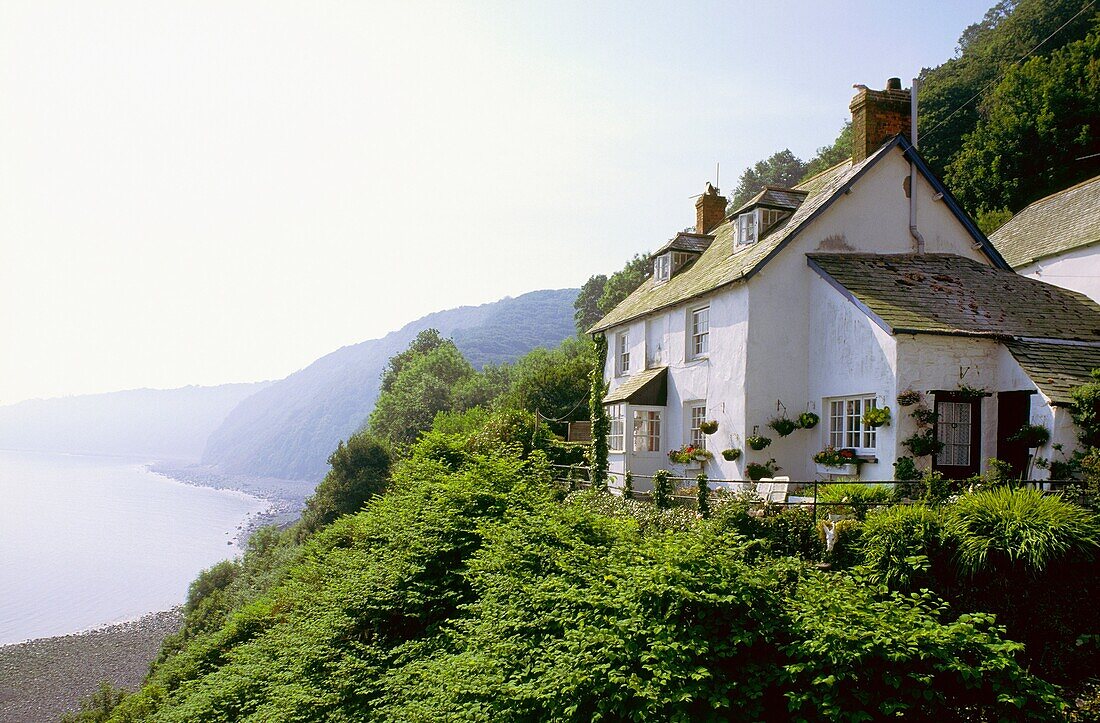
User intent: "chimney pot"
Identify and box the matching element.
[695,183,728,235]
[886,77,902,90]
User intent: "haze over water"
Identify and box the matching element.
[0,450,265,644]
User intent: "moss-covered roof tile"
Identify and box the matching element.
[807,253,1100,342]
[1006,340,1100,405]
[588,153,867,333]
[990,174,1100,268]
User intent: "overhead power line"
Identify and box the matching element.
[921,0,1096,143]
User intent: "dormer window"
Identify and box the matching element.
[737,212,756,245]
[654,253,671,282]
[654,251,698,283]
[736,207,789,245]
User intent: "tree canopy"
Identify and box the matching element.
[729,150,807,208]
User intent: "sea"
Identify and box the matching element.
[0,449,266,645]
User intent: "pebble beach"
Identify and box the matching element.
[0,609,183,723]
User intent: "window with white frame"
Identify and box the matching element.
[689,306,709,359]
[608,404,625,452]
[827,395,878,451]
[617,331,630,375]
[654,254,671,282]
[688,403,707,448]
[632,409,661,452]
[737,212,756,244]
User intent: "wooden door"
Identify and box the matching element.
[996,391,1032,479]
[933,392,982,479]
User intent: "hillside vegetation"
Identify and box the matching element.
[201,289,577,480]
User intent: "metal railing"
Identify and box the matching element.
[547,463,1090,521]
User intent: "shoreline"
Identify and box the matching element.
[149,463,313,546]
[0,456,315,721]
[0,608,183,723]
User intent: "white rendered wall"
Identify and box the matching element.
[741,146,993,481]
[1018,244,1100,305]
[603,284,749,490]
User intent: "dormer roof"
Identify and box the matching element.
[651,232,714,257]
[728,186,808,217]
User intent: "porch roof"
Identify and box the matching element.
[603,366,668,406]
[1005,340,1100,406]
[807,253,1100,343]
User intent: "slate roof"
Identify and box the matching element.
[588,135,1007,334]
[990,174,1100,268]
[588,151,864,333]
[807,253,1100,343]
[1005,340,1100,405]
[603,366,668,405]
[653,232,714,256]
[729,185,808,216]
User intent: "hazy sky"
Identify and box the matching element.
[0,1,992,404]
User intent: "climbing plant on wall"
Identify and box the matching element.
[589,333,610,490]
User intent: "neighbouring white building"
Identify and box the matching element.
[590,79,1100,491]
[990,174,1100,304]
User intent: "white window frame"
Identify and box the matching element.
[631,407,662,454]
[826,395,878,453]
[689,306,709,360]
[737,212,756,244]
[616,331,630,376]
[608,403,625,452]
[654,254,671,282]
[686,401,707,449]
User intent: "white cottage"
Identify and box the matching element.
[590,79,1100,490]
[990,174,1100,303]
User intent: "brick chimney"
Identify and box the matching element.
[849,77,911,164]
[695,183,727,234]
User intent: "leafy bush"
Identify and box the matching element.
[110,448,1065,721]
[652,469,673,509]
[60,682,129,723]
[815,518,862,567]
[946,487,1100,575]
[298,430,391,535]
[745,458,779,481]
[859,505,945,591]
[816,483,893,520]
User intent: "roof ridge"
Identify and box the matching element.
[1013,173,1100,213]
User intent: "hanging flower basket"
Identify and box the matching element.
[903,430,943,457]
[1009,423,1050,448]
[721,448,742,461]
[700,420,719,435]
[768,417,798,437]
[797,411,820,429]
[745,459,779,481]
[861,406,891,428]
[897,389,921,407]
[746,435,772,451]
[911,406,938,427]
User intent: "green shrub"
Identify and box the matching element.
[696,474,710,518]
[815,483,892,520]
[298,430,391,535]
[710,503,821,562]
[859,505,945,591]
[815,518,862,567]
[60,682,128,723]
[947,487,1100,575]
